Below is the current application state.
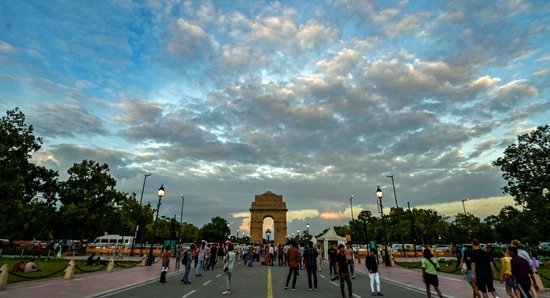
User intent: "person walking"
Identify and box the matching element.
[317,244,323,272]
[454,244,462,270]
[335,244,353,298]
[509,246,538,298]
[328,245,337,275]
[285,240,300,290]
[460,249,482,298]
[511,240,539,298]
[180,244,195,284]
[471,239,500,298]
[207,243,217,270]
[247,243,255,267]
[175,245,181,270]
[303,241,319,290]
[500,247,519,298]
[195,243,205,277]
[222,243,236,295]
[345,242,355,279]
[159,246,171,284]
[269,244,275,266]
[421,248,443,298]
[365,250,384,296]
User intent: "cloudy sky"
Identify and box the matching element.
[1,0,549,239]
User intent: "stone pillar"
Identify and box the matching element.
[0,264,8,290]
[64,259,75,279]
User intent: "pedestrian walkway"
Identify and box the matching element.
[1,255,549,297]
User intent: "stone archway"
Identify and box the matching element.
[249,191,287,245]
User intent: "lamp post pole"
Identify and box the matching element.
[180,194,185,224]
[461,198,469,214]
[350,195,354,241]
[139,174,151,205]
[377,186,391,266]
[146,185,165,266]
[387,175,404,256]
[138,174,151,256]
[306,223,310,239]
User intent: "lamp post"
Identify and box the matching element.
[350,195,355,242]
[377,186,391,266]
[138,173,151,256]
[180,194,185,224]
[461,198,469,214]
[139,174,152,205]
[387,175,404,256]
[146,185,165,266]
[306,223,310,239]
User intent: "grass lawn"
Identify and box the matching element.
[397,259,550,288]
[1,257,140,284]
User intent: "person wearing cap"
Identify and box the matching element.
[335,244,353,298]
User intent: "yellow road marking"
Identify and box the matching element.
[267,265,273,298]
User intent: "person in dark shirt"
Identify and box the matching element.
[328,245,337,275]
[366,250,384,296]
[470,239,500,298]
[303,241,319,290]
[335,244,352,298]
[509,246,538,298]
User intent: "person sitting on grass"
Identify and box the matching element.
[24,258,40,272]
[12,260,25,272]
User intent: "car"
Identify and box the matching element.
[434,245,451,252]
[538,242,550,250]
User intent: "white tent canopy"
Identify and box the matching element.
[316,227,347,260]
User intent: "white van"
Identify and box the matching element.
[90,235,134,248]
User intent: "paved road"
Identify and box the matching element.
[97,258,430,298]
[2,256,550,298]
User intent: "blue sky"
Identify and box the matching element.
[1,0,549,239]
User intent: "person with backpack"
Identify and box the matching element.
[421,248,444,298]
[180,244,195,285]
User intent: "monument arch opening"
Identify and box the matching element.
[249,191,287,245]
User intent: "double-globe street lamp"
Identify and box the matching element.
[376,186,391,266]
[146,185,165,266]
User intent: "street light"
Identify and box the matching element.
[146,184,165,266]
[376,186,391,267]
[139,174,152,205]
[461,198,469,214]
[387,175,404,256]
[138,173,151,256]
[180,194,185,224]
[306,223,310,238]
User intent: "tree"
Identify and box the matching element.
[0,108,59,240]
[493,125,550,241]
[57,160,139,240]
[199,217,230,243]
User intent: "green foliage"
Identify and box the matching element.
[0,108,59,240]
[493,125,550,243]
[199,216,230,243]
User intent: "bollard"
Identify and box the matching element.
[64,259,75,279]
[0,264,8,290]
[106,257,115,272]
